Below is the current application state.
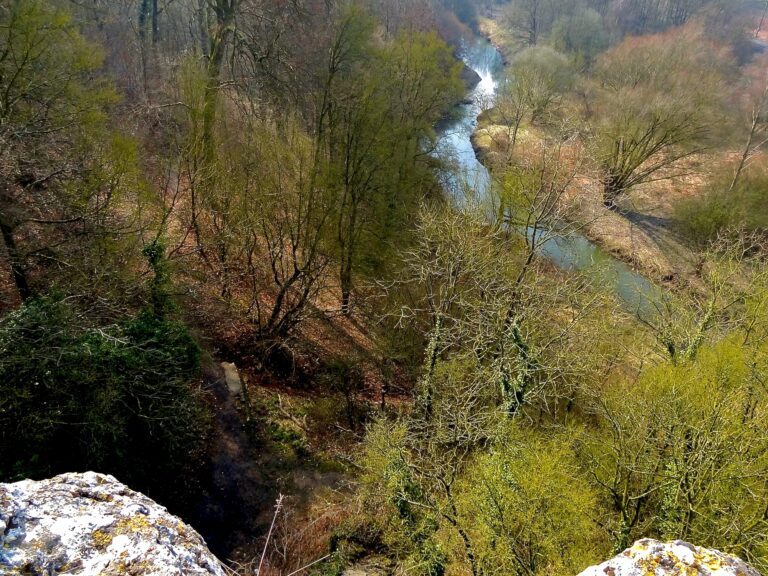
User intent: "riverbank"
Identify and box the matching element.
[477,16,513,64]
[471,114,703,283]
[469,19,699,285]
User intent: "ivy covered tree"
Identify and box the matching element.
[0,295,211,506]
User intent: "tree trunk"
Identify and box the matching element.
[756,1,768,38]
[339,189,359,316]
[201,1,238,165]
[340,249,353,315]
[139,0,151,40]
[603,175,622,210]
[528,0,539,46]
[197,0,210,57]
[419,314,442,420]
[138,0,160,98]
[507,322,536,415]
[152,0,159,44]
[443,485,479,576]
[728,84,768,195]
[0,215,31,301]
[139,0,152,96]
[202,39,226,166]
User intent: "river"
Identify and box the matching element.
[435,36,660,313]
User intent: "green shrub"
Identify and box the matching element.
[0,296,211,504]
[675,166,768,247]
[550,7,608,69]
[674,191,732,247]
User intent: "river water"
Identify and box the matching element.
[435,36,659,312]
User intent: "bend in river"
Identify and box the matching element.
[436,35,661,315]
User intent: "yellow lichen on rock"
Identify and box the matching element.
[578,539,760,576]
[0,472,226,576]
[91,527,115,550]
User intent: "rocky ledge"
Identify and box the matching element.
[578,539,760,576]
[1,473,762,576]
[0,471,225,576]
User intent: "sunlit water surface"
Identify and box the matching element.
[434,37,660,314]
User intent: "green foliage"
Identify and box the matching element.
[549,7,608,69]
[359,415,608,576]
[0,296,210,505]
[267,420,310,458]
[357,197,768,572]
[675,166,768,246]
[0,0,114,138]
[584,337,768,566]
[7,1,768,573]
[0,0,126,300]
[327,26,465,305]
[359,419,448,576]
[674,191,733,248]
[456,426,608,576]
[320,358,368,428]
[143,238,175,319]
[509,46,575,121]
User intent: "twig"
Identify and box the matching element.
[256,494,284,576]
[277,394,309,432]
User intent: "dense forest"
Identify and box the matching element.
[3,0,768,574]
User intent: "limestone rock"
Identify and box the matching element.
[0,471,225,576]
[578,539,760,576]
[460,63,482,91]
[221,361,242,395]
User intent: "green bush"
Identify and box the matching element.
[0,296,211,504]
[550,7,608,69]
[675,166,768,247]
[674,191,733,247]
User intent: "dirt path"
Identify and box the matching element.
[190,367,277,563]
[185,358,354,568]
[621,209,698,276]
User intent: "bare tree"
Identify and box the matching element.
[727,57,768,195]
[590,28,728,208]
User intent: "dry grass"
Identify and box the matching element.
[228,489,354,576]
[478,17,513,64]
[470,113,755,281]
[473,119,680,278]
[562,176,677,278]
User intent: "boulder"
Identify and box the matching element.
[460,63,482,91]
[578,539,760,576]
[0,471,225,576]
[221,361,242,395]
